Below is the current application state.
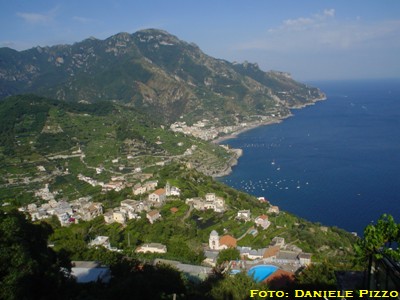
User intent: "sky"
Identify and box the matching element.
[1,0,400,81]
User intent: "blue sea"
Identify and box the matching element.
[219,79,400,235]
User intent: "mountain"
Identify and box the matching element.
[0,29,324,124]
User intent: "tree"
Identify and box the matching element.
[167,236,205,264]
[209,272,264,300]
[295,261,337,288]
[216,248,240,265]
[355,214,398,258]
[354,214,400,287]
[0,210,71,300]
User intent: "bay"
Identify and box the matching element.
[219,79,400,235]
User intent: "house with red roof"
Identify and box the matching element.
[209,230,237,250]
[255,214,271,229]
[146,210,161,224]
[219,235,237,249]
[148,188,166,206]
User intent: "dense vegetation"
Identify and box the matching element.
[2,209,397,299]
[0,211,71,300]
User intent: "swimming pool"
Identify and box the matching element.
[248,265,278,282]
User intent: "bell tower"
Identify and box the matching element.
[209,230,220,250]
[165,181,171,196]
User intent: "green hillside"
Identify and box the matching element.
[0,95,233,206]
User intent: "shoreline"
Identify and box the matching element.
[213,95,327,178]
[213,95,327,145]
[212,117,287,145]
[211,117,288,178]
[211,148,243,178]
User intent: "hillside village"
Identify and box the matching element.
[19,174,313,280]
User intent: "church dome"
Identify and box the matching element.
[210,230,218,237]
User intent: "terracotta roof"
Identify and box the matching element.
[147,210,160,217]
[257,214,268,220]
[263,246,280,258]
[219,235,237,248]
[170,207,179,213]
[153,188,166,195]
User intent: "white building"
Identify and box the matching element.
[120,199,138,210]
[205,193,216,202]
[236,210,251,221]
[165,182,181,196]
[148,188,166,205]
[186,195,225,213]
[144,180,158,191]
[133,185,147,195]
[298,253,312,266]
[208,230,237,250]
[270,237,285,248]
[113,211,126,224]
[89,236,111,250]
[146,210,161,224]
[135,243,167,254]
[71,261,111,284]
[103,211,114,224]
[254,214,271,229]
[209,230,220,250]
[268,205,280,214]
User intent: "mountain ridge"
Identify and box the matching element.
[0,29,325,125]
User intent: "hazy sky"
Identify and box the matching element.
[1,0,399,81]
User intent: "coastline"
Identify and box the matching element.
[211,148,243,178]
[211,116,289,178]
[289,95,327,110]
[212,117,287,145]
[213,95,327,145]
[213,95,327,178]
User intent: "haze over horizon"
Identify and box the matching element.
[1,0,399,81]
